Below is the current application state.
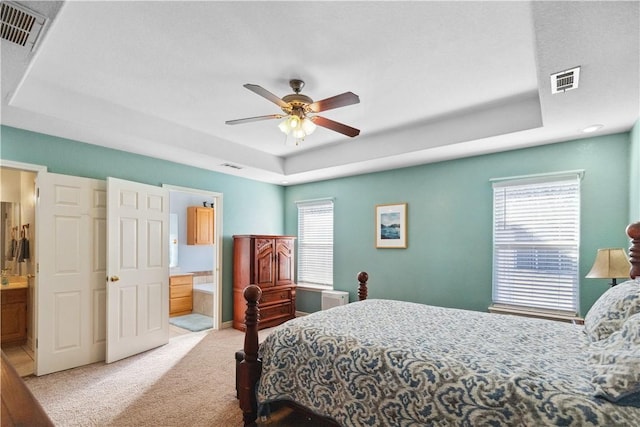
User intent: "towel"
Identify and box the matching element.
[17,238,29,262]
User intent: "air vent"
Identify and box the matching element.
[1,1,46,50]
[550,66,581,94]
[220,163,243,170]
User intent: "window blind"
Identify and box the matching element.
[297,199,334,286]
[492,174,580,314]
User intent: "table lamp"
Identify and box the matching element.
[586,248,632,286]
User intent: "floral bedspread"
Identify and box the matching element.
[257,299,640,426]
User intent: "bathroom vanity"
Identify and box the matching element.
[169,273,193,317]
[1,280,28,345]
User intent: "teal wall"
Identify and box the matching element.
[0,125,285,322]
[285,133,631,316]
[1,125,634,320]
[630,120,640,222]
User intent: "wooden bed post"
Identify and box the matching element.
[358,271,369,301]
[628,222,640,279]
[239,272,369,424]
[239,285,262,426]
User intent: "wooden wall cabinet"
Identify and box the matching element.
[1,288,27,345]
[187,206,214,245]
[170,274,193,317]
[233,235,296,330]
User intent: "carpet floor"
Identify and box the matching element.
[24,328,271,426]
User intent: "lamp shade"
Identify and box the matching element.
[586,248,632,279]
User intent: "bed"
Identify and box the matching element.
[238,222,640,426]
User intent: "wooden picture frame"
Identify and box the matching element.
[375,203,407,248]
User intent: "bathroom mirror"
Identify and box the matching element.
[0,202,20,272]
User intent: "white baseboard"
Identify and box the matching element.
[295,310,309,317]
[221,320,233,329]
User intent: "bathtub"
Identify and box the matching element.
[193,283,214,316]
[193,282,214,294]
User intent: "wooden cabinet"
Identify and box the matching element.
[187,206,214,245]
[233,235,296,330]
[170,274,193,317]
[1,288,27,345]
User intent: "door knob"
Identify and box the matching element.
[109,276,120,282]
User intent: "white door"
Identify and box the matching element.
[106,177,169,363]
[36,172,107,375]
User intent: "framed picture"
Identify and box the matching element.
[375,203,407,248]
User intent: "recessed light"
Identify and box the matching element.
[582,124,603,133]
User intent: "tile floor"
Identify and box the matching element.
[2,325,192,378]
[2,343,34,377]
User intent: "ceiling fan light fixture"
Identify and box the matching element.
[292,128,306,139]
[278,115,298,134]
[278,118,290,134]
[278,115,316,140]
[302,117,316,134]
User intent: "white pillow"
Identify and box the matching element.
[589,312,640,401]
[584,280,640,342]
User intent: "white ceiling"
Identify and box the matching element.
[1,1,638,185]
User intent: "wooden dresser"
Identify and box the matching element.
[233,235,296,331]
[169,274,193,317]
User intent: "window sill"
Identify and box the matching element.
[296,283,332,292]
[489,304,583,324]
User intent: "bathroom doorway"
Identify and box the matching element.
[165,185,223,333]
[0,161,42,377]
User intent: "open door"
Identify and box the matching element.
[106,177,169,363]
[35,173,169,373]
[36,172,107,375]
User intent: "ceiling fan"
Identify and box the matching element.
[225,79,360,141]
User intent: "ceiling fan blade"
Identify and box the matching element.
[312,116,360,137]
[308,92,360,113]
[225,114,284,125]
[243,84,289,109]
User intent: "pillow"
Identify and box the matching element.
[584,280,640,342]
[589,312,640,402]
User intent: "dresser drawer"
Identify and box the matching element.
[170,283,192,299]
[260,302,293,320]
[170,296,192,315]
[170,275,193,286]
[259,288,292,306]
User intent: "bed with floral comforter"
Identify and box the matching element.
[257,281,640,426]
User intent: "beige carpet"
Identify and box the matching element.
[24,328,258,426]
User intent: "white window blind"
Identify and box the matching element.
[297,199,334,286]
[492,173,581,314]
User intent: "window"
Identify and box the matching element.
[297,199,334,287]
[492,172,581,314]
